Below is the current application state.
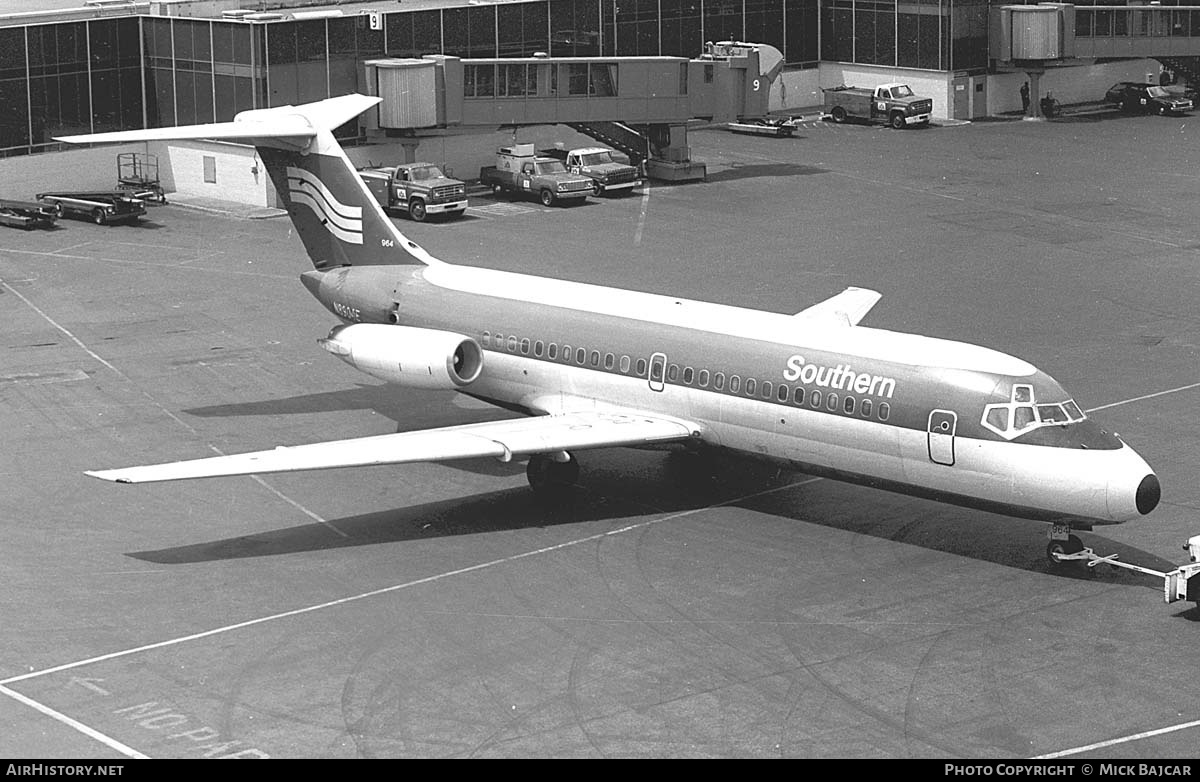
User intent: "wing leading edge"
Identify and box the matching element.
[86,411,695,484]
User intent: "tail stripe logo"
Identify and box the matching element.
[286,166,363,245]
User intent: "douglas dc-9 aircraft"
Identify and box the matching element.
[71,95,1159,563]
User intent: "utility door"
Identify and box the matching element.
[648,352,666,392]
[927,409,957,466]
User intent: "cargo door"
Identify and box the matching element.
[927,410,957,466]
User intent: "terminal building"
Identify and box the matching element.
[0,0,1196,198]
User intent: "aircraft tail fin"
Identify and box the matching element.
[56,94,442,270]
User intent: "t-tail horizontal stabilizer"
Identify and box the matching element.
[55,95,441,270]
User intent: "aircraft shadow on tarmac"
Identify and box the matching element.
[703,162,830,184]
[126,447,1181,595]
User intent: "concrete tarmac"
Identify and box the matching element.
[0,108,1197,758]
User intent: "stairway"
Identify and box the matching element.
[565,122,651,167]
[1156,56,1200,91]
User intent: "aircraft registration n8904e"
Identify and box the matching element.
[64,94,1160,564]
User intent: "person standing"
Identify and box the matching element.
[1020,81,1030,114]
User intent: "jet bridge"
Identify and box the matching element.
[360,42,785,182]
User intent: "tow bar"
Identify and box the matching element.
[1050,533,1200,605]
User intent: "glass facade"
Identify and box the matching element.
[12,0,1190,154]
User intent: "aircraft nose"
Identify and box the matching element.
[1136,473,1161,516]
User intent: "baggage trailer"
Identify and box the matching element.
[726,118,798,137]
[0,199,58,230]
[37,191,147,225]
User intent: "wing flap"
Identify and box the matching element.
[793,287,881,327]
[86,411,694,484]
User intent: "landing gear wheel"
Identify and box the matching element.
[1046,535,1084,566]
[409,199,427,222]
[830,106,847,123]
[539,189,556,207]
[526,453,579,498]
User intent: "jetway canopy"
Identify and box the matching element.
[362,43,785,132]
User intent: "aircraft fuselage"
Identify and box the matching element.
[301,261,1160,528]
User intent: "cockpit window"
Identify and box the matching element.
[1013,406,1036,430]
[1037,404,1068,424]
[981,385,1087,440]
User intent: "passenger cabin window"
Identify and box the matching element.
[604,353,615,370]
[576,348,586,364]
[620,356,631,373]
[878,402,890,421]
[762,381,773,399]
[507,336,518,352]
[636,358,647,377]
[667,364,678,382]
[861,398,872,417]
[745,377,755,396]
[534,340,544,357]
[777,384,788,403]
[793,387,805,405]
[548,343,558,359]
[698,369,709,387]
[811,390,822,408]
[482,331,491,347]
[730,375,741,393]
[683,367,694,384]
[827,393,838,411]
[844,396,855,414]
[520,338,530,355]
[590,350,600,367]
[714,372,725,391]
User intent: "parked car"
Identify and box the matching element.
[1104,82,1194,115]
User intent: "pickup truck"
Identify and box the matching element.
[37,191,147,225]
[540,146,641,196]
[358,162,468,222]
[480,144,593,206]
[823,83,933,129]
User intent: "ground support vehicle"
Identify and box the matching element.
[37,191,146,225]
[479,144,593,206]
[0,199,58,230]
[1104,82,1194,115]
[117,152,166,203]
[541,146,641,195]
[823,83,933,128]
[726,118,798,137]
[358,162,467,222]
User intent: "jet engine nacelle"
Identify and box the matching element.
[318,323,483,389]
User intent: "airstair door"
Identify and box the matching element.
[648,352,666,392]
[927,410,957,466]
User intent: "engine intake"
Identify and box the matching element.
[319,323,483,389]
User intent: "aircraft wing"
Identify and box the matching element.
[793,287,882,327]
[85,410,695,484]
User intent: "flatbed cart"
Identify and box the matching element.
[37,191,147,225]
[727,117,798,137]
[0,199,58,230]
[117,152,166,203]
[1049,531,1200,605]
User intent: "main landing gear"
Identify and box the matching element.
[1047,524,1200,606]
[526,452,580,498]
